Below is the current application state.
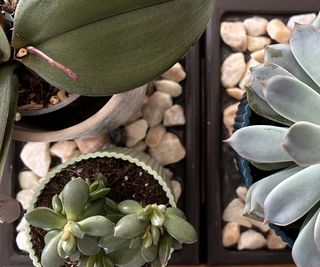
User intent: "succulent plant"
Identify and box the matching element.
[0,0,214,223]
[226,13,320,267]
[25,173,197,267]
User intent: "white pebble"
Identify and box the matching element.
[125,119,149,147]
[243,16,268,36]
[250,49,265,63]
[267,19,291,43]
[220,22,247,52]
[223,103,240,137]
[18,171,40,190]
[16,189,34,210]
[75,132,109,154]
[163,104,186,127]
[267,229,287,249]
[171,180,182,202]
[16,231,28,252]
[287,13,316,30]
[236,186,248,202]
[238,230,267,250]
[145,125,166,148]
[154,80,182,97]
[222,222,241,247]
[223,198,252,228]
[50,140,78,161]
[221,53,246,88]
[161,63,186,82]
[247,36,271,52]
[226,88,245,101]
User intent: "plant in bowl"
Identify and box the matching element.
[226,12,320,267]
[0,0,214,223]
[24,149,197,267]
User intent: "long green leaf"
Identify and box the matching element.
[283,122,320,165]
[0,26,11,62]
[264,164,320,225]
[226,125,291,163]
[264,75,320,125]
[13,0,214,96]
[25,207,67,229]
[291,24,320,88]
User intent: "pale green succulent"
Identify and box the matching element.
[227,13,320,267]
[25,174,197,267]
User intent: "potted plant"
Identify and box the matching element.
[23,148,197,267]
[0,0,214,222]
[227,11,320,267]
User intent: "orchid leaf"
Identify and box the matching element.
[283,122,320,165]
[60,177,88,221]
[291,24,320,88]
[226,125,291,163]
[292,209,320,267]
[41,232,65,267]
[0,26,11,62]
[114,214,148,239]
[263,75,320,125]
[251,63,293,100]
[264,164,320,225]
[265,44,320,92]
[78,215,114,236]
[13,0,214,96]
[163,213,197,244]
[25,207,67,229]
[77,235,100,256]
[246,86,292,126]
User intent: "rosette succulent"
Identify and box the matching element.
[227,13,320,267]
[25,174,197,267]
[0,0,214,223]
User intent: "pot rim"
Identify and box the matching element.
[25,148,176,267]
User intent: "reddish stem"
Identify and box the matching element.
[26,46,80,81]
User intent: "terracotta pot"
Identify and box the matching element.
[13,86,146,142]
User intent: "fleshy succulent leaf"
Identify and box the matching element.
[283,122,320,165]
[88,188,110,202]
[166,207,186,220]
[291,24,320,88]
[265,44,320,92]
[44,230,61,245]
[0,26,11,62]
[79,199,106,220]
[118,200,142,215]
[78,215,114,236]
[129,236,143,249]
[69,222,85,239]
[158,234,172,267]
[226,125,291,163]
[60,177,89,221]
[77,235,100,256]
[151,225,161,246]
[98,234,130,254]
[314,209,320,251]
[246,86,292,126]
[163,213,197,244]
[151,209,165,227]
[141,244,158,262]
[263,75,320,125]
[25,207,67,229]
[61,233,77,256]
[264,164,320,225]
[292,209,320,267]
[143,231,153,248]
[41,232,65,267]
[52,194,63,214]
[108,246,146,267]
[13,0,214,96]
[114,214,148,239]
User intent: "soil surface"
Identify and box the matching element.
[30,157,169,267]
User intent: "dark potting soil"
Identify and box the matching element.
[30,156,168,267]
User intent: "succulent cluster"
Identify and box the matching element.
[25,174,197,267]
[227,13,320,267]
[0,0,214,223]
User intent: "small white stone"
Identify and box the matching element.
[164,168,174,179]
[223,102,239,137]
[16,217,28,232]
[154,80,182,97]
[287,13,316,30]
[161,63,186,82]
[20,142,51,177]
[239,58,260,90]
[50,141,78,160]
[16,231,28,252]
[236,186,248,202]
[142,92,173,127]
[145,125,166,148]
[226,88,245,101]
[131,141,148,152]
[221,53,246,88]
[238,230,267,250]
[171,180,182,202]
[247,36,271,52]
[223,198,252,228]
[61,150,82,163]
[267,19,291,43]
[163,105,185,127]
[125,119,149,147]
[250,219,270,232]
[267,230,287,249]
[243,16,268,36]
[222,222,241,247]
[220,22,247,52]
[250,49,265,63]
[16,189,34,210]
[75,132,109,154]
[149,133,186,165]
[18,171,40,190]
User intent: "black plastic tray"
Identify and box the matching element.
[0,44,202,266]
[205,0,320,265]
